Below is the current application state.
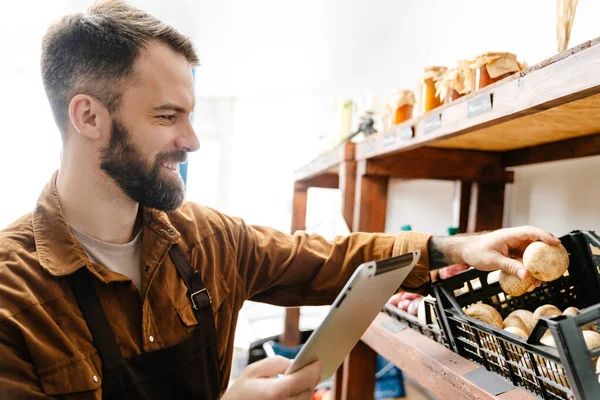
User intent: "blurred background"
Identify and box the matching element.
[2,0,600,396]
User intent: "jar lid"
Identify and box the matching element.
[422,66,447,80]
[473,52,518,60]
[389,90,416,107]
[470,52,526,78]
[435,60,473,98]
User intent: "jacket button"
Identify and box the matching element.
[93,375,99,383]
[149,335,155,343]
[167,229,175,235]
[144,266,150,273]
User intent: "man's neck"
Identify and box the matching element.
[56,164,142,245]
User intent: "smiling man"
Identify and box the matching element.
[0,1,560,399]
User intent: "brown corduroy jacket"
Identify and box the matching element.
[0,172,431,398]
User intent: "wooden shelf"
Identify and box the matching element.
[361,313,537,400]
[294,141,355,183]
[356,37,600,165]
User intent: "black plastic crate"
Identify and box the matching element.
[382,296,447,347]
[432,230,600,400]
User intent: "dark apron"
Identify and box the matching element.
[67,244,222,399]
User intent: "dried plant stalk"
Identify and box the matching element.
[556,0,578,52]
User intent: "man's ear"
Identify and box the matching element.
[68,94,111,141]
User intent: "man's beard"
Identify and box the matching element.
[100,119,186,212]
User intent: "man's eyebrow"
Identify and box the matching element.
[152,104,188,113]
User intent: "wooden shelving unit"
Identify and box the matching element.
[283,141,356,347]
[289,37,600,399]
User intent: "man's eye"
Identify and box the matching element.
[159,115,176,121]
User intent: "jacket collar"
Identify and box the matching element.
[33,170,181,277]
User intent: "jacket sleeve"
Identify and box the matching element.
[223,214,432,306]
[0,323,53,399]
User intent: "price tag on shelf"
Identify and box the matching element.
[398,125,414,140]
[363,138,376,154]
[380,319,407,333]
[467,93,493,118]
[382,130,396,147]
[423,113,441,134]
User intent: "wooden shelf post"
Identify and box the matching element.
[339,340,377,400]
[281,182,309,346]
[352,160,389,232]
[467,181,506,232]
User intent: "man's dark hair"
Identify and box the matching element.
[41,0,199,141]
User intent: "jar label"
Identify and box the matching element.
[468,93,493,118]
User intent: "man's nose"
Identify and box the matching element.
[175,120,200,152]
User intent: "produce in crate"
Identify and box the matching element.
[439,264,470,280]
[563,306,598,332]
[504,326,528,339]
[523,241,570,281]
[541,330,600,363]
[518,353,570,390]
[505,309,535,333]
[397,299,412,312]
[388,293,402,307]
[532,304,562,328]
[464,303,503,329]
[387,291,420,308]
[434,232,600,399]
[417,295,437,325]
[499,269,536,296]
[503,315,530,334]
[407,297,422,316]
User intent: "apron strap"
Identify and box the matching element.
[169,244,222,391]
[169,244,212,312]
[67,268,123,366]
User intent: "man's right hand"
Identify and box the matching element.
[222,356,323,400]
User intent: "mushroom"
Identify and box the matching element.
[504,315,530,335]
[499,270,537,297]
[465,303,503,329]
[506,309,535,333]
[563,306,598,332]
[523,242,569,282]
[504,326,529,339]
[532,305,562,328]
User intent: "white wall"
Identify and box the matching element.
[505,156,600,236]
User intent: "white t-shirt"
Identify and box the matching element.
[70,225,143,291]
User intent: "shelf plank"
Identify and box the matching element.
[360,147,513,183]
[362,313,537,400]
[503,132,600,167]
[356,37,600,161]
[294,141,355,183]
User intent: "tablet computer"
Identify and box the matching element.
[285,250,420,383]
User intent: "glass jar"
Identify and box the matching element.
[435,61,472,105]
[393,104,413,124]
[444,88,462,104]
[470,52,525,92]
[383,90,415,130]
[390,90,415,124]
[419,66,446,116]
